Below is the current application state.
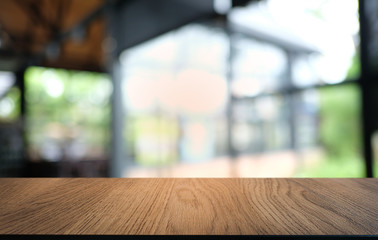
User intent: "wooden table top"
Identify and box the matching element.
[0,178,377,236]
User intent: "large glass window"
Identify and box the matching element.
[117,0,362,177]
[231,36,287,96]
[25,67,111,176]
[120,22,229,176]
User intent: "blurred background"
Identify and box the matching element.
[0,0,377,177]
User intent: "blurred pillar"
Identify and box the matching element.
[15,67,27,176]
[359,0,375,177]
[225,16,236,158]
[109,60,126,177]
[106,3,127,177]
[286,52,297,150]
[15,68,26,119]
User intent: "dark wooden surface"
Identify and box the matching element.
[0,178,377,235]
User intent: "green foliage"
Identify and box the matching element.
[346,52,361,80]
[295,84,365,177]
[25,66,112,159]
[127,115,179,166]
[295,156,364,177]
[318,85,362,159]
[0,87,20,121]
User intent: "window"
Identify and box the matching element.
[25,67,111,176]
[117,0,362,177]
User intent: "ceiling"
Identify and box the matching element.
[0,0,106,72]
[0,0,256,73]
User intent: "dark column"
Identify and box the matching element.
[15,68,26,119]
[359,0,375,177]
[15,67,27,176]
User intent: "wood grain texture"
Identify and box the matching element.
[0,178,377,235]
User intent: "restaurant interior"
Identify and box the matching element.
[0,0,377,178]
